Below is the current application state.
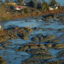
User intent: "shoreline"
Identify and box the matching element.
[0,6,64,22]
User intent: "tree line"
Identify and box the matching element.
[27,0,57,11]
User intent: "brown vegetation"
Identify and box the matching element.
[0,56,7,64]
[0,4,64,21]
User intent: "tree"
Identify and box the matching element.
[18,0,23,3]
[50,0,57,6]
[42,2,49,11]
[37,2,42,9]
[27,0,34,7]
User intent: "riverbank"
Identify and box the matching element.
[0,4,64,22]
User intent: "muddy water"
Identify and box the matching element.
[0,15,64,64]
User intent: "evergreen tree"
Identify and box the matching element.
[28,0,34,7]
[18,0,23,3]
[42,2,49,11]
[50,0,57,6]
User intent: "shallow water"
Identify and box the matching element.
[0,0,64,63]
[0,15,64,64]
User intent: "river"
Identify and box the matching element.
[0,14,64,64]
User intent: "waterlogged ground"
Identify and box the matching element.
[0,14,64,64]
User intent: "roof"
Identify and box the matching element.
[15,6,22,10]
[17,6,22,8]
